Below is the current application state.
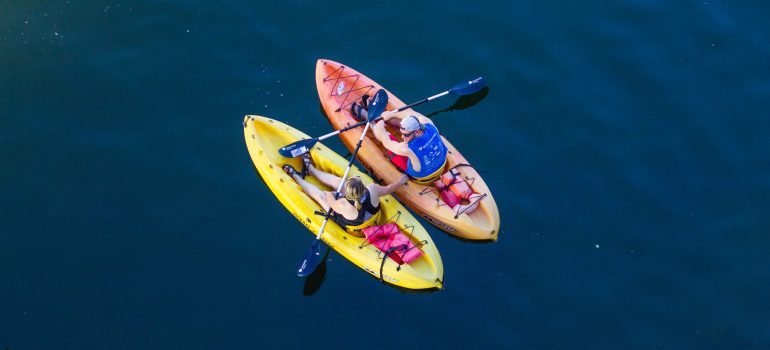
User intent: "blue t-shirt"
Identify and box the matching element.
[406,124,447,178]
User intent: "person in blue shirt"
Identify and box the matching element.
[371,110,448,184]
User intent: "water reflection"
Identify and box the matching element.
[425,87,489,118]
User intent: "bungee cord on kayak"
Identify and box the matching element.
[322,63,375,113]
[356,210,428,265]
[417,163,489,219]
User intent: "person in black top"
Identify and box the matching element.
[283,154,407,232]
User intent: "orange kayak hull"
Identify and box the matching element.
[315,59,500,240]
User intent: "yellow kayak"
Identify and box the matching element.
[243,115,444,290]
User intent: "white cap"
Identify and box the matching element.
[400,115,421,132]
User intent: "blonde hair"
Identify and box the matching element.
[344,177,366,210]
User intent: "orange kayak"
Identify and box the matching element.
[315,59,500,240]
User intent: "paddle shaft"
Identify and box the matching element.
[314,90,451,143]
[313,121,374,240]
[281,78,484,158]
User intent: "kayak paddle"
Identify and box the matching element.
[296,89,388,277]
[279,77,486,158]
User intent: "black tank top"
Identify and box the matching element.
[333,189,380,228]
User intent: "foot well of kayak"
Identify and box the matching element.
[357,211,429,283]
[421,164,486,219]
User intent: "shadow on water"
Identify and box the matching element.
[439,230,498,245]
[381,278,442,294]
[318,103,336,129]
[425,86,489,118]
[250,163,270,188]
[302,247,331,296]
[300,246,443,295]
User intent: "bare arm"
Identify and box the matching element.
[368,174,408,203]
[382,108,435,128]
[372,120,410,156]
[374,174,408,196]
[380,109,406,122]
[325,192,357,220]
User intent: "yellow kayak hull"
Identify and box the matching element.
[243,115,444,290]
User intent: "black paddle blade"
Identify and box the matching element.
[297,239,322,277]
[279,138,317,158]
[366,89,389,121]
[451,77,486,96]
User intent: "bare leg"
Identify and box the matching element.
[306,163,343,190]
[288,172,331,212]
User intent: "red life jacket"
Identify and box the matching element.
[362,223,423,265]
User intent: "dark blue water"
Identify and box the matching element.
[2,1,769,349]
